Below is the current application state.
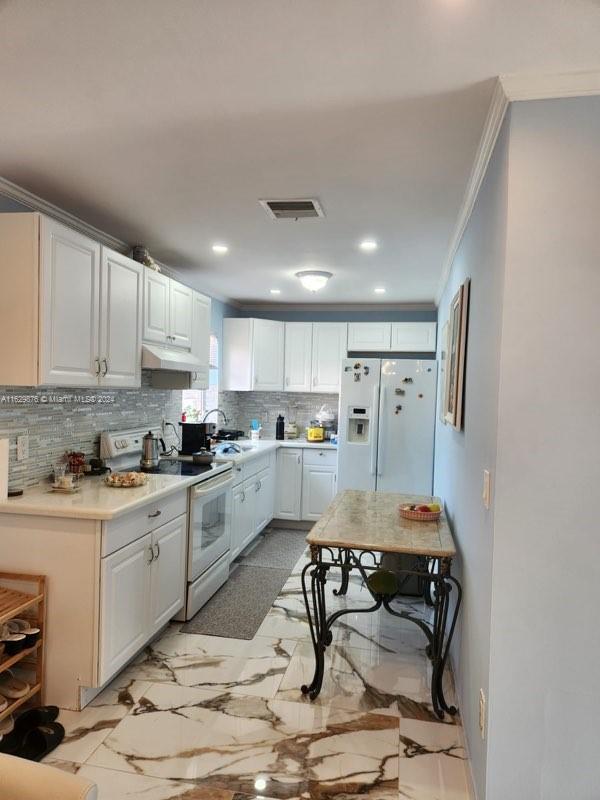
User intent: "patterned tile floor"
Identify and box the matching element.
[45,545,473,799]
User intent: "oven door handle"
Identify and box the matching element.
[193,474,233,497]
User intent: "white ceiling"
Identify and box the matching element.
[1,0,600,304]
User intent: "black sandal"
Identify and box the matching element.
[14,705,59,735]
[18,721,65,761]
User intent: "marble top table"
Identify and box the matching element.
[301,489,461,720]
[307,489,456,558]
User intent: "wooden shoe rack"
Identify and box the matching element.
[0,572,46,722]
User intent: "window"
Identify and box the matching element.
[182,335,218,421]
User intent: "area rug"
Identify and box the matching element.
[180,528,309,639]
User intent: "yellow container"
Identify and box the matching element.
[306,426,325,442]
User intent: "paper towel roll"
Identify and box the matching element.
[0,439,8,500]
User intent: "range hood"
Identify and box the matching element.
[142,344,202,372]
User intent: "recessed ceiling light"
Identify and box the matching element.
[374,286,386,294]
[359,239,378,252]
[212,243,228,254]
[295,270,333,292]
[270,289,281,295]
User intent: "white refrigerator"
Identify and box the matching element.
[337,358,437,494]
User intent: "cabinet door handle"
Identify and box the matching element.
[255,480,261,492]
[148,510,161,518]
[241,491,245,502]
[285,376,289,386]
[94,357,101,376]
[297,455,301,464]
[101,358,108,376]
[147,546,155,564]
[153,543,160,560]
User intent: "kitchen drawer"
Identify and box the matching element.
[302,448,338,467]
[186,550,230,619]
[102,489,188,557]
[231,452,271,486]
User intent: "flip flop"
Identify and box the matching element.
[13,705,59,735]
[18,722,65,762]
[0,670,30,699]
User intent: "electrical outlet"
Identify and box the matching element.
[482,469,491,510]
[479,689,486,739]
[16,434,29,462]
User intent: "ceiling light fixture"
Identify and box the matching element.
[212,244,228,254]
[270,289,281,295]
[374,286,386,294]
[295,270,332,292]
[359,239,378,252]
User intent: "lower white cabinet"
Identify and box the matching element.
[231,480,256,560]
[150,515,187,631]
[254,466,274,535]
[274,448,303,520]
[302,464,337,521]
[99,513,186,684]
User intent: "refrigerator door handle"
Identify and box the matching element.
[377,385,386,476]
[369,383,379,476]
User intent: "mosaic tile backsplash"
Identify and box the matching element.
[219,391,339,438]
[0,372,182,490]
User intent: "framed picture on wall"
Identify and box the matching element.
[439,321,449,424]
[443,278,470,430]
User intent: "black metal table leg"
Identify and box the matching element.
[333,548,351,596]
[300,550,330,700]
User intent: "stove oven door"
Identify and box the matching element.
[188,471,233,580]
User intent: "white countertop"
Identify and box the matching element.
[0,439,336,521]
[0,462,232,521]
[214,437,337,465]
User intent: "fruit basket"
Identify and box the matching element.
[399,503,442,522]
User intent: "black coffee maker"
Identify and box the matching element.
[179,422,216,455]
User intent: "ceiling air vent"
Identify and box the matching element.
[259,198,324,220]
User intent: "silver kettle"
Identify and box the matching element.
[140,431,163,471]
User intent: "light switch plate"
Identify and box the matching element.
[482,469,491,510]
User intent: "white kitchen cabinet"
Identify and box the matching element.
[390,322,437,352]
[222,318,284,391]
[39,216,101,386]
[302,464,337,521]
[233,479,257,556]
[347,322,391,351]
[254,466,274,535]
[143,270,170,345]
[143,271,194,350]
[99,532,152,684]
[99,248,143,388]
[275,448,303,520]
[311,322,347,393]
[150,515,187,631]
[190,291,211,389]
[169,281,193,348]
[284,322,313,392]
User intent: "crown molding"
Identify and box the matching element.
[0,175,128,252]
[500,69,600,102]
[435,78,509,304]
[436,70,600,305]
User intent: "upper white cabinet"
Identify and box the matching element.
[222,318,284,391]
[169,281,193,348]
[284,322,313,392]
[347,322,391,351]
[190,291,211,390]
[143,271,170,345]
[39,216,102,386]
[311,322,348,393]
[0,213,143,387]
[390,322,437,352]
[99,248,143,388]
[142,271,193,349]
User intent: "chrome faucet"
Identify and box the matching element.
[202,408,229,424]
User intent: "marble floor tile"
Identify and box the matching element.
[275,640,450,722]
[87,682,400,799]
[398,718,473,799]
[125,632,296,698]
[77,765,237,799]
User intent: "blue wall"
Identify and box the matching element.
[233,305,436,322]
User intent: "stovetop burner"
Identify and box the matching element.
[124,459,218,478]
